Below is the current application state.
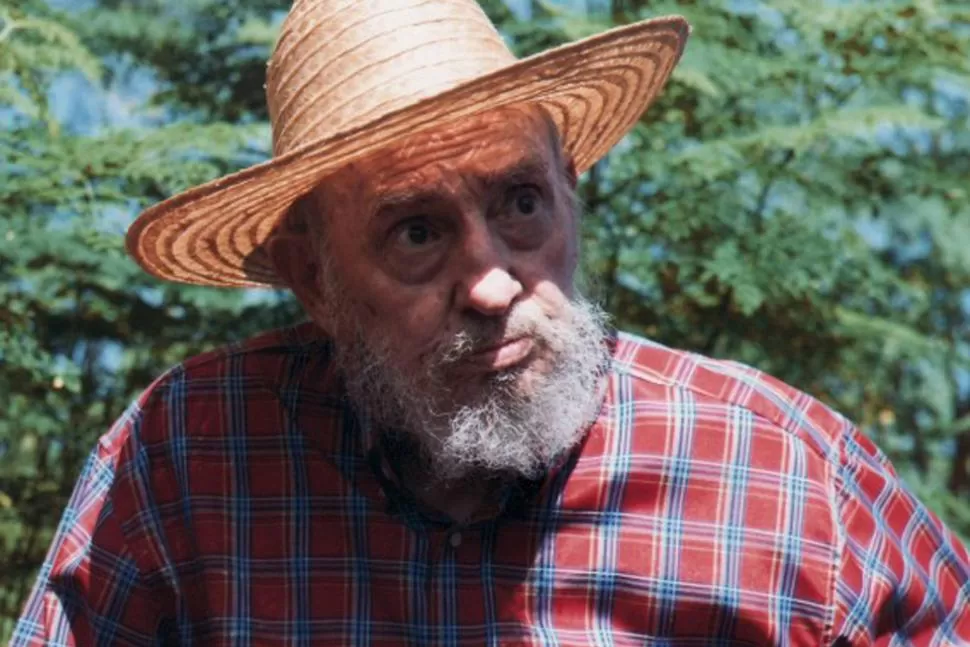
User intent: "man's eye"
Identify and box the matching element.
[509,186,543,217]
[392,219,440,248]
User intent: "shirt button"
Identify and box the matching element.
[449,532,462,548]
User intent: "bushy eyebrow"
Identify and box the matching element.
[480,157,551,191]
[372,190,440,219]
[372,155,552,220]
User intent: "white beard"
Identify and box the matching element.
[331,294,612,483]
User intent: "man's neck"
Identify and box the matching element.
[410,474,503,525]
[380,432,510,525]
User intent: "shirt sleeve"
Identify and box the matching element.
[10,407,164,646]
[832,424,970,645]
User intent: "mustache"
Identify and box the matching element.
[436,306,543,365]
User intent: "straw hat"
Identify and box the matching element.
[126,0,690,288]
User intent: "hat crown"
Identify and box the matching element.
[266,0,517,156]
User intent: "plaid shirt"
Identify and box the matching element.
[13,323,970,646]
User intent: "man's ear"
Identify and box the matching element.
[267,197,324,313]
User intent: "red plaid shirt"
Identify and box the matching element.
[13,323,970,645]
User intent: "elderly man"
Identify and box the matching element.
[14,1,970,645]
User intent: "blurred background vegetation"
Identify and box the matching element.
[1,0,969,639]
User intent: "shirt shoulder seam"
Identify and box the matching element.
[612,333,845,463]
[138,323,323,402]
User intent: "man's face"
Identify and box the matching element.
[285,105,610,481]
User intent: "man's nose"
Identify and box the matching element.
[464,267,523,316]
[457,229,523,316]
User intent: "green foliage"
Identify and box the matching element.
[0,0,101,127]
[1,0,969,640]
[0,0,300,636]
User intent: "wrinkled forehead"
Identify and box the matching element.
[323,104,561,201]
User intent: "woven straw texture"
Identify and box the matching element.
[126,0,690,287]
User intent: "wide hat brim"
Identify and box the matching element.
[126,16,690,288]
